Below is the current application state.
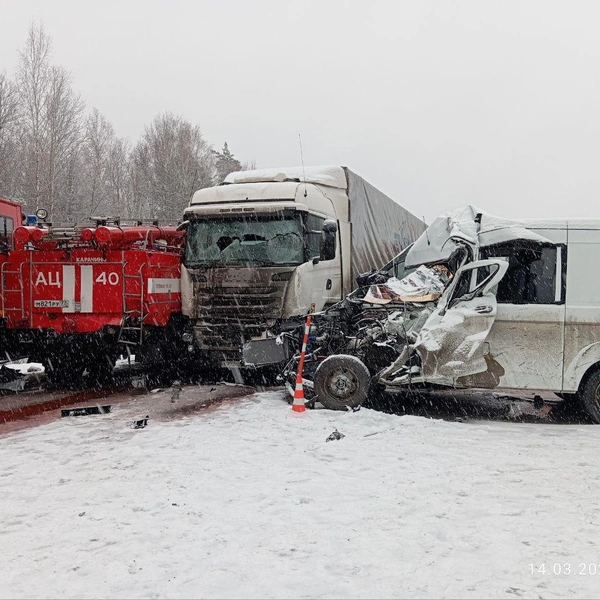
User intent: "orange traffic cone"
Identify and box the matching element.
[292,373,306,413]
[291,314,312,413]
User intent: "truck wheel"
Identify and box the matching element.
[579,370,600,423]
[314,355,370,411]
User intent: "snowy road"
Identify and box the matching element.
[1,389,600,599]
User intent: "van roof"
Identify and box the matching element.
[519,218,600,230]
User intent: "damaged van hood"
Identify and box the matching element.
[405,205,552,268]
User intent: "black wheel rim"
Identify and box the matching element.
[326,366,359,400]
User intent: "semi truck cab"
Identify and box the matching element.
[181,171,348,367]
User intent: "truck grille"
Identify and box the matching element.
[191,272,291,359]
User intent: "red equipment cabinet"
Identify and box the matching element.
[0,217,185,384]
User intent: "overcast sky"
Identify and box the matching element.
[2,0,600,222]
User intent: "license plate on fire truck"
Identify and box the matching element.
[34,300,70,308]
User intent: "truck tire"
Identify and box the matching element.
[579,370,600,423]
[314,355,371,411]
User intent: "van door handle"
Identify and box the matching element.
[474,305,493,314]
[326,279,332,290]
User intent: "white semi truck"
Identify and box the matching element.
[180,166,425,368]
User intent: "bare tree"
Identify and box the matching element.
[241,158,258,171]
[17,23,85,220]
[17,23,51,210]
[43,65,85,219]
[4,24,253,224]
[131,113,215,222]
[106,136,133,218]
[78,108,115,218]
[0,72,20,197]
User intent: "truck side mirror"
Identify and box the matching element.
[320,219,337,261]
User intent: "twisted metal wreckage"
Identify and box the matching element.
[283,204,587,413]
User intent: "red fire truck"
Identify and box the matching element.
[0,197,185,385]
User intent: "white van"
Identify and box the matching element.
[375,206,600,421]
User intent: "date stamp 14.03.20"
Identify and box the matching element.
[529,563,600,576]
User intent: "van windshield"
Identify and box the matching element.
[185,215,304,267]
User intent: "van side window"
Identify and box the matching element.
[481,243,561,304]
[0,216,13,253]
[305,214,325,259]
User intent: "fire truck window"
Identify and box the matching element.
[481,243,558,304]
[0,216,13,252]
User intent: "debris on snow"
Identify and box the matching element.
[171,380,183,403]
[61,406,113,417]
[326,429,345,442]
[0,362,45,392]
[131,416,149,429]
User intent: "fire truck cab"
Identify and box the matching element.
[0,197,22,253]
[0,197,25,359]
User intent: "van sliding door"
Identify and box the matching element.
[480,237,566,391]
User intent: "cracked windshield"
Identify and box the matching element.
[185,215,304,267]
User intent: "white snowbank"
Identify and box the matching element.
[0,391,599,599]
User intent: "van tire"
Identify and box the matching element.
[314,355,370,411]
[579,370,600,423]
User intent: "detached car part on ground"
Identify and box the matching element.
[0,361,45,393]
[283,205,600,423]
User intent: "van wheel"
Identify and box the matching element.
[579,371,600,423]
[314,355,370,411]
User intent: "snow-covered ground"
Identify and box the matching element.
[1,390,600,599]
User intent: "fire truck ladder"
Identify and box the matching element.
[117,263,147,347]
[1,261,27,323]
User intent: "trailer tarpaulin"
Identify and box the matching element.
[345,168,426,279]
